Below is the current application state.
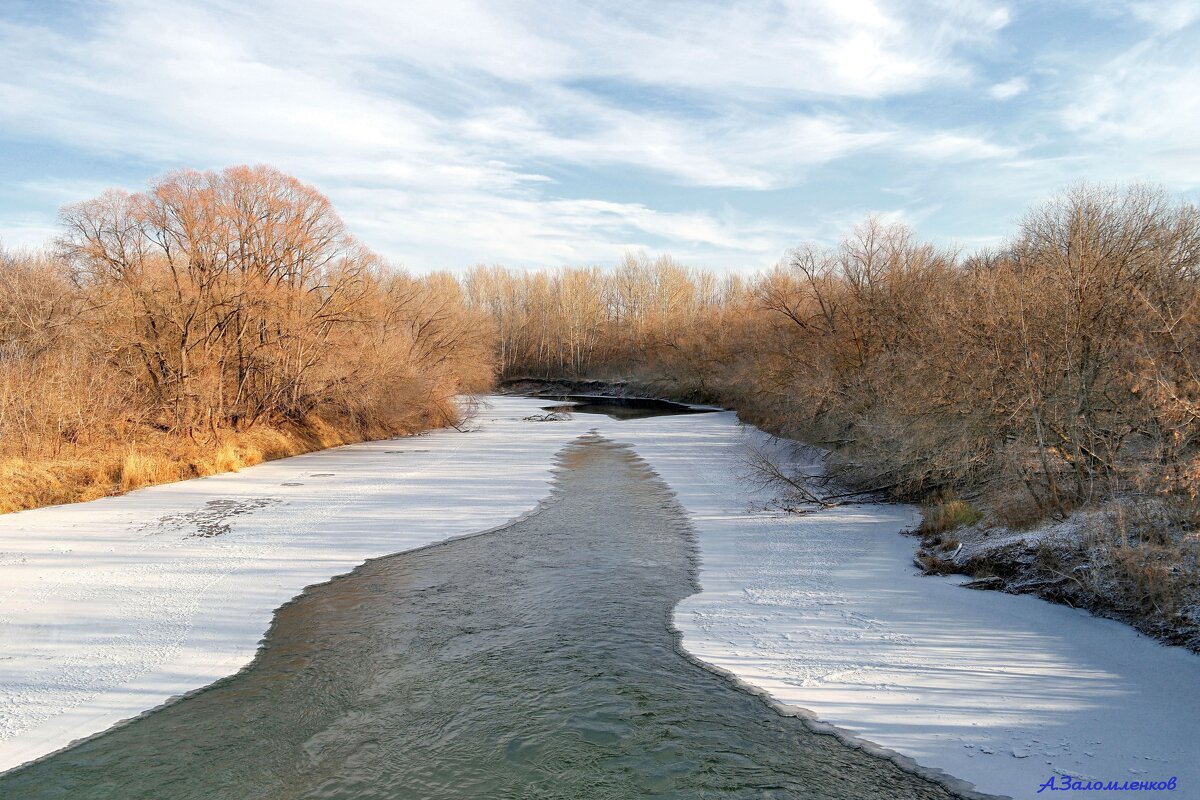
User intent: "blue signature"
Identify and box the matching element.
[1039,776,1178,792]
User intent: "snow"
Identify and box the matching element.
[2,395,1198,800]
[599,411,1200,800]
[0,397,595,773]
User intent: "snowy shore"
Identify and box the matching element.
[604,412,1200,800]
[1,396,1198,799]
[0,397,596,773]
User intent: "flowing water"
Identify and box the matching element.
[538,395,716,420]
[0,437,961,799]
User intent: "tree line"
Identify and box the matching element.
[3,171,1197,532]
[0,165,492,510]
[466,184,1200,526]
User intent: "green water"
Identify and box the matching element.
[0,438,962,799]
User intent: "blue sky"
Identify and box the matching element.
[1,0,1198,271]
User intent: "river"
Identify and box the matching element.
[0,435,961,799]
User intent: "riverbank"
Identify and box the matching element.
[0,399,460,516]
[1,396,1197,799]
[596,410,1200,800]
[913,499,1200,654]
[508,377,1200,655]
[0,397,581,773]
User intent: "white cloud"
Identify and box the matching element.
[335,186,796,269]
[1129,1,1200,33]
[462,100,897,189]
[14,0,1186,270]
[903,131,1017,161]
[1061,31,1200,185]
[477,0,991,99]
[989,76,1028,99]
[0,217,59,251]
[0,0,1024,269]
[1064,0,1200,34]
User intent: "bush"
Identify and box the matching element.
[918,500,983,536]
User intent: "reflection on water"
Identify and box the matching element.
[1,438,962,800]
[539,394,717,420]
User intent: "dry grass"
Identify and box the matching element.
[0,411,442,515]
[918,499,983,536]
[118,451,177,492]
[991,488,1049,530]
[1078,506,1200,619]
[1103,544,1186,617]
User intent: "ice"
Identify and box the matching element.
[1,396,1197,800]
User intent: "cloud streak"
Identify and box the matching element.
[0,1,1194,269]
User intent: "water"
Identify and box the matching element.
[0,438,961,799]
[538,395,716,420]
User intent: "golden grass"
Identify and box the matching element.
[918,499,983,536]
[0,410,444,516]
[119,450,178,492]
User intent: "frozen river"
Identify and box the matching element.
[1,396,1196,798]
[0,437,958,799]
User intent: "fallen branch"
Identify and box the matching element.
[742,443,838,508]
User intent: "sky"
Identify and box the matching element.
[1,0,1198,271]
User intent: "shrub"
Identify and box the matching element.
[918,500,983,536]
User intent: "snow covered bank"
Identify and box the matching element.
[915,500,1200,654]
[593,413,1200,800]
[2,396,1198,800]
[0,397,596,773]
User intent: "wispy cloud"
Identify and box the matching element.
[1128,0,1200,33]
[0,1,1194,268]
[1060,21,1200,185]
